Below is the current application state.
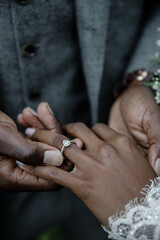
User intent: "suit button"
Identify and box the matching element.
[16,0,29,5]
[22,44,36,58]
[29,91,41,101]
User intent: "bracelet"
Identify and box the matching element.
[114,69,160,104]
[114,70,154,98]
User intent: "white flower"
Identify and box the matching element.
[153,81,159,90]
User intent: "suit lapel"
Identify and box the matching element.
[75,0,110,124]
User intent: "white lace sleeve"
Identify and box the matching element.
[102,177,160,240]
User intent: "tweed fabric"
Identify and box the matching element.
[0,0,159,240]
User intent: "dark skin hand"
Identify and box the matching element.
[16,123,156,225]
[109,83,160,175]
[0,103,74,192]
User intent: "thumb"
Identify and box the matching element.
[0,125,63,166]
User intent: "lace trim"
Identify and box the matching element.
[102,177,160,240]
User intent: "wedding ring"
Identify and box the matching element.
[61,140,76,155]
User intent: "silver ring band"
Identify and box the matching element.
[61,140,76,155]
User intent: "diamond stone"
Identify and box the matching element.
[63,140,70,147]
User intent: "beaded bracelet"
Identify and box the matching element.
[114,70,160,104]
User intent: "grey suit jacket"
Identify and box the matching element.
[76,0,160,123]
[0,0,159,124]
[0,1,160,240]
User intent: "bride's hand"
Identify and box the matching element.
[109,83,160,175]
[16,123,156,225]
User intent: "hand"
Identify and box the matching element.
[16,102,82,191]
[16,123,156,225]
[109,83,160,175]
[17,102,62,135]
[0,110,65,191]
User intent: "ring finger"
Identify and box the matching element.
[64,122,102,152]
[31,130,89,167]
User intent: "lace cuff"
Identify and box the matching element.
[102,177,160,240]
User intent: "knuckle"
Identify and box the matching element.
[48,168,58,181]
[71,122,86,130]
[114,134,130,146]
[53,135,64,148]
[99,142,110,152]
[92,123,105,131]
[98,143,114,158]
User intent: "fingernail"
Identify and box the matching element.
[18,113,23,118]
[25,128,36,136]
[43,150,63,166]
[28,107,38,117]
[155,158,160,175]
[46,104,54,116]
[16,161,25,169]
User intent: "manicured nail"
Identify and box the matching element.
[155,158,160,175]
[25,128,36,136]
[16,161,25,169]
[43,150,63,166]
[18,113,23,118]
[46,103,54,115]
[28,107,38,116]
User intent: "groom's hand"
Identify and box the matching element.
[109,83,160,175]
[0,111,64,191]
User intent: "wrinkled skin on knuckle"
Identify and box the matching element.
[53,135,64,148]
[98,143,115,160]
[142,108,154,133]
[48,168,58,181]
[0,112,17,130]
[113,134,131,147]
[0,125,18,155]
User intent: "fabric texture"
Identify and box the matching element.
[0,0,159,240]
[103,177,160,240]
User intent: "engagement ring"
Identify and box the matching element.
[61,140,75,155]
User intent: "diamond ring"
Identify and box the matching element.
[61,140,76,155]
